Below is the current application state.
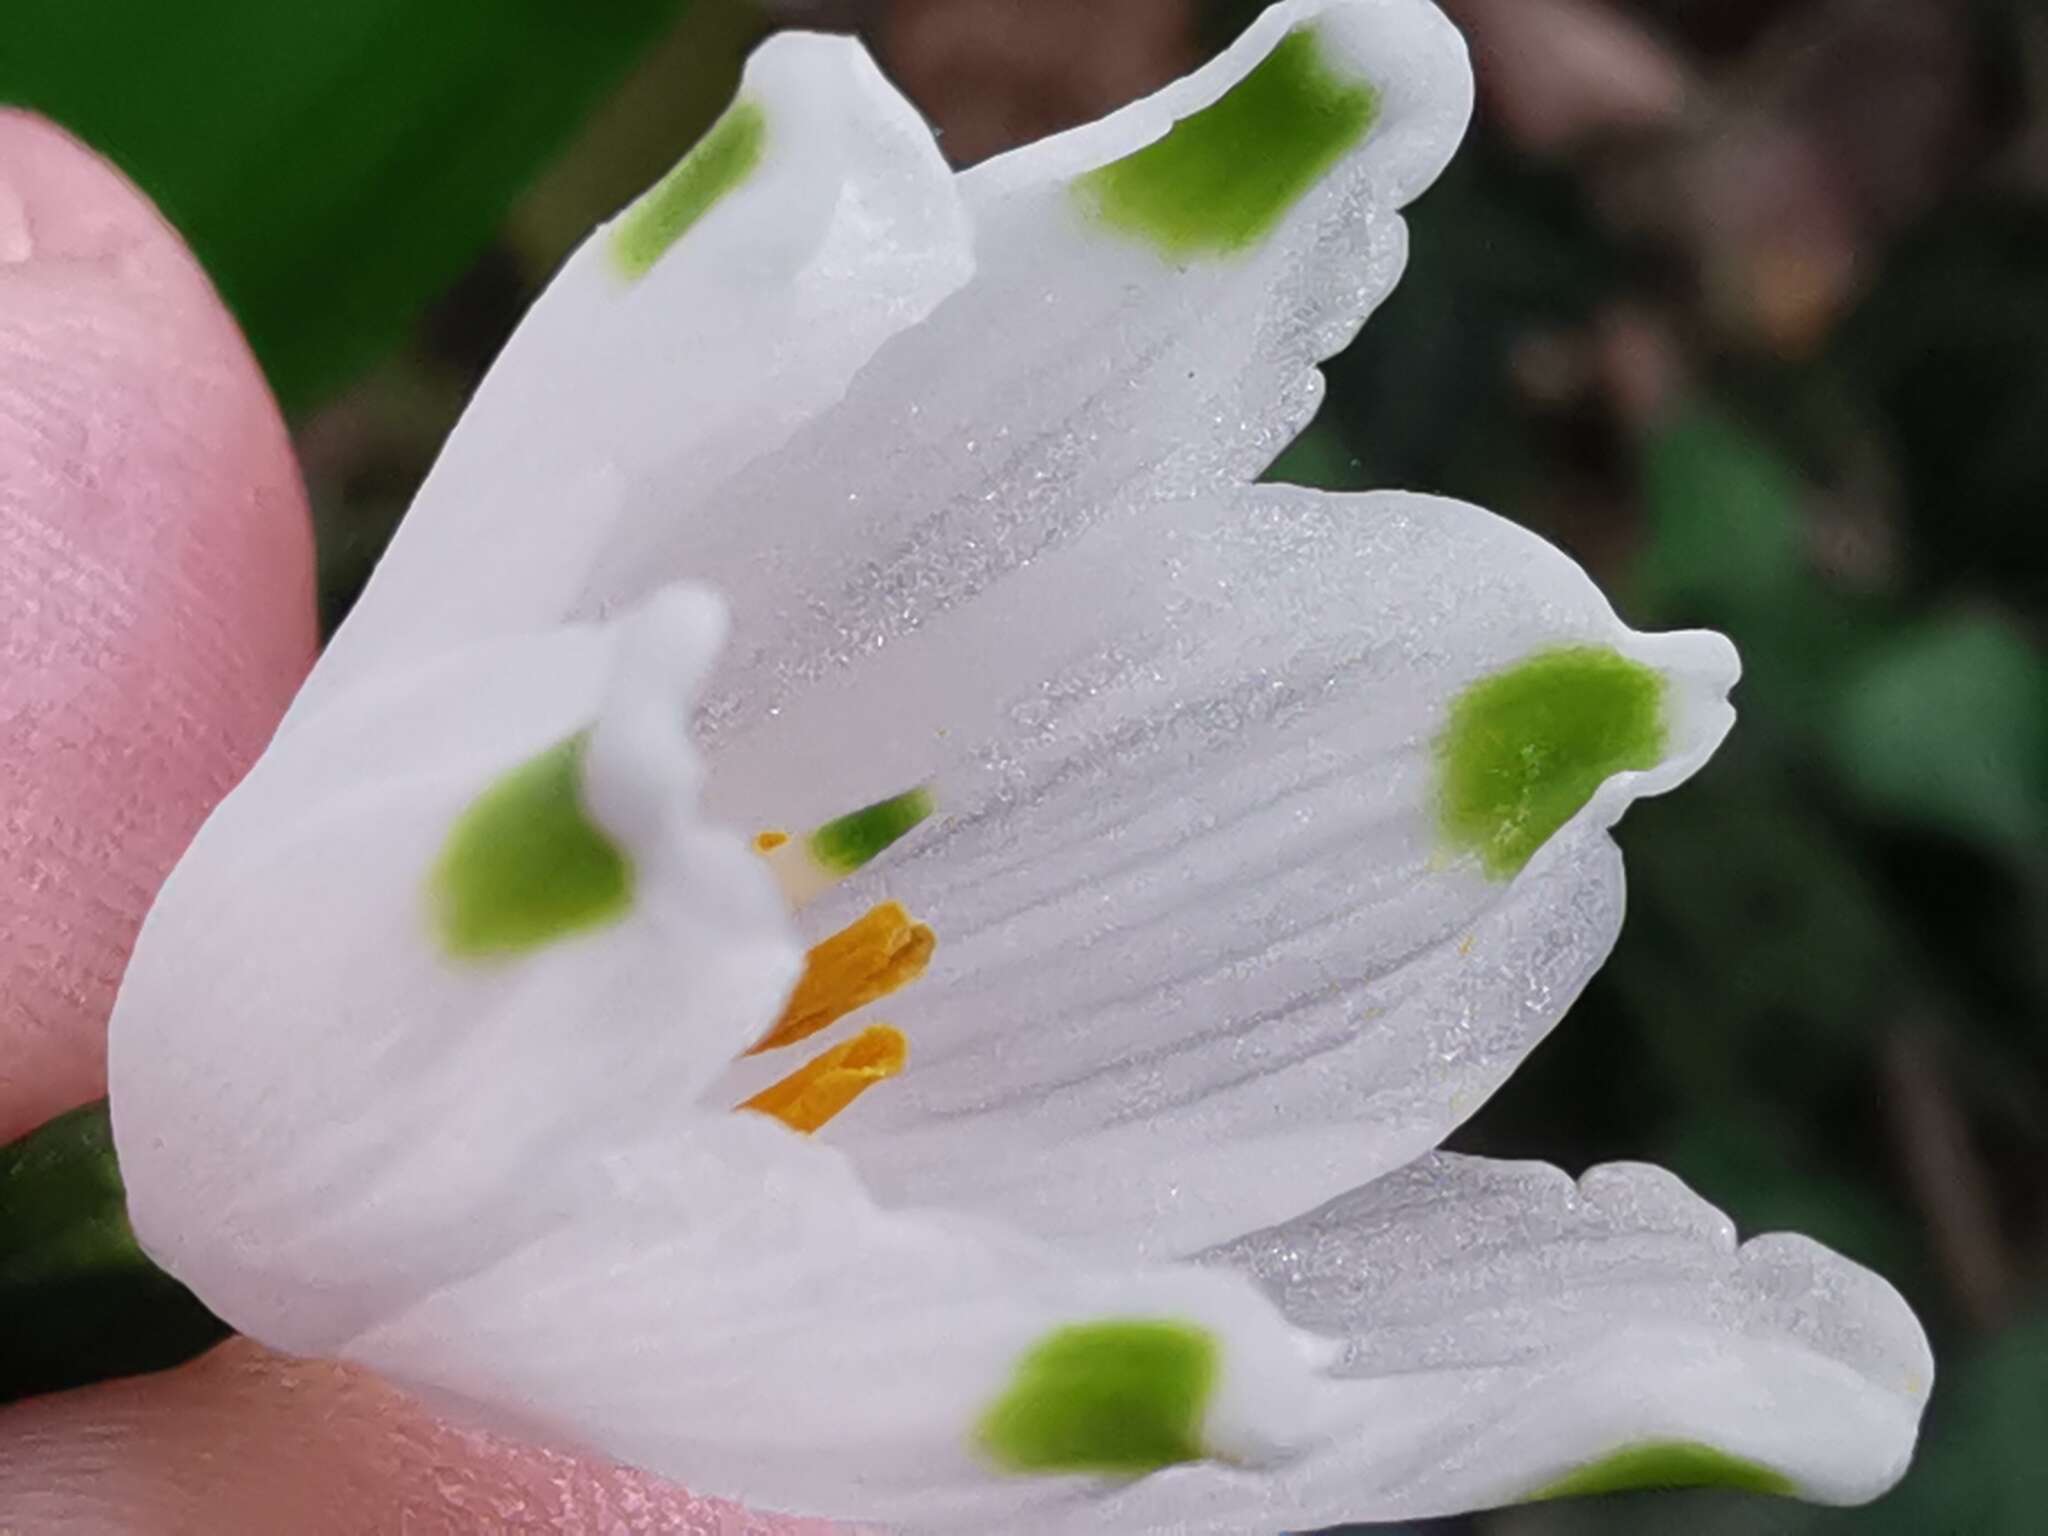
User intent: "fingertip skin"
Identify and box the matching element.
[0,1338,849,1534]
[0,110,317,1143]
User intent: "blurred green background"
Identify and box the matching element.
[6,0,2043,1530]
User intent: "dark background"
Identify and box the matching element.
[8,0,2043,1530]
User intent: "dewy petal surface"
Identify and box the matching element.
[576,0,1474,689]
[339,1112,1344,1529]
[106,587,1342,1530]
[109,588,803,1357]
[296,32,972,717]
[700,487,1736,1260]
[1149,1155,1931,1528]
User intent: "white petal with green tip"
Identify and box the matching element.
[1172,1155,1931,1526]
[700,486,1735,1259]
[298,32,972,718]
[339,1112,1342,1528]
[574,0,1473,653]
[110,588,801,1356]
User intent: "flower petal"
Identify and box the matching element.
[333,1113,1340,1527]
[574,0,1474,665]
[113,602,1358,1532]
[109,588,801,1357]
[299,32,972,715]
[1169,1154,1931,1525]
[358,1152,1915,1532]
[695,487,1736,1260]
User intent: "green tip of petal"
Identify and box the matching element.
[611,99,767,279]
[1436,645,1669,880]
[1530,1442,1799,1502]
[434,733,634,957]
[808,787,936,875]
[979,1319,1219,1476]
[1076,27,1380,258]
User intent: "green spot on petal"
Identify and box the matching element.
[1531,1441,1799,1502]
[435,733,633,957]
[611,100,766,279]
[808,787,935,876]
[1076,28,1379,258]
[1437,645,1669,880]
[979,1319,1219,1476]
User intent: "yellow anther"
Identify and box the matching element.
[750,901,934,1055]
[740,1025,908,1134]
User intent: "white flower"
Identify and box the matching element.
[107,1,1931,1529]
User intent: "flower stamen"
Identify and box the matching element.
[750,901,935,1054]
[740,1024,908,1134]
[757,786,935,906]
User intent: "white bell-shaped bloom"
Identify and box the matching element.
[108,2,1931,1530]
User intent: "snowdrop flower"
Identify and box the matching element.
[107,0,1930,1528]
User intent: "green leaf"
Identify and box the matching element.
[1265,421,1368,491]
[1638,405,1806,614]
[0,1101,226,1402]
[1866,1317,2048,1535]
[1834,614,2047,854]
[1788,1318,2048,1536]
[1661,1111,1923,1297]
[2,0,688,410]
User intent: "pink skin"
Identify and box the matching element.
[0,111,834,1534]
[0,107,314,1144]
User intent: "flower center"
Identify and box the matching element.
[736,790,937,1134]
[754,786,935,906]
